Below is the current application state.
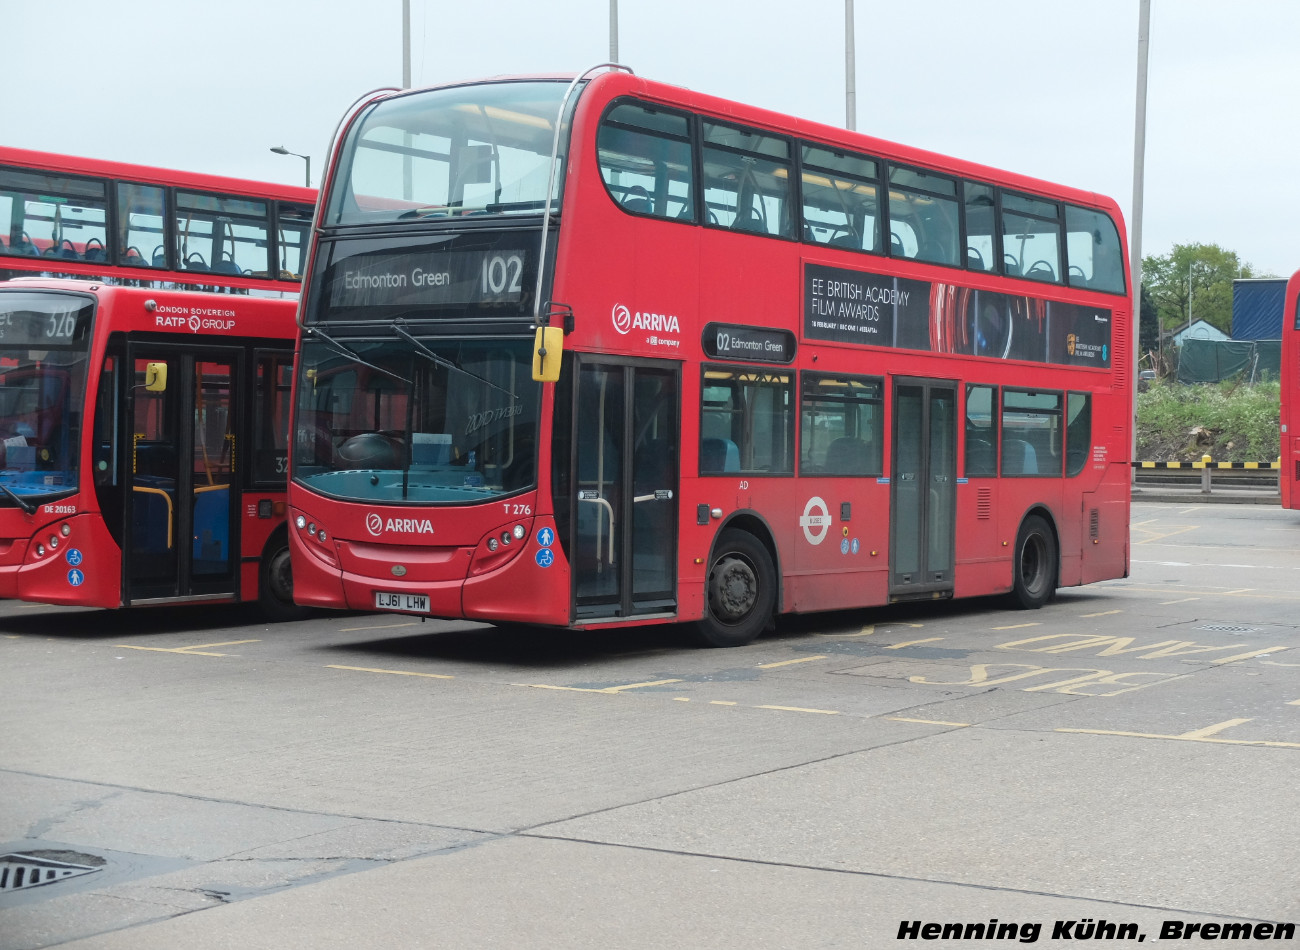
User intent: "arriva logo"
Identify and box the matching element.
[611,302,679,336]
[366,512,434,537]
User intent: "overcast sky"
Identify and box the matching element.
[5,0,1298,279]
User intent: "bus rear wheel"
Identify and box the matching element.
[693,529,775,647]
[258,537,308,621]
[1009,514,1057,610]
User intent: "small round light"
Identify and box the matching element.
[487,537,499,552]
[500,532,512,545]
[317,530,327,543]
[60,524,71,537]
[512,525,525,540]
[48,536,58,549]
[295,515,307,529]
[307,523,316,536]
[35,544,45,557]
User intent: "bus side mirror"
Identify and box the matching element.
[532,326,563,383]
[144,362,168,392]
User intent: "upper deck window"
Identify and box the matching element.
[701,122,793,238]
[1065,205,1125,294]
[801,146,879,253]
[326,81,573,226]
[887,166,959,266]
[174,191,271,277]
[0,167,108,262]
[1002,193,1062,283]
[597,101,695,221]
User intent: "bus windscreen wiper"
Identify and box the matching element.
[308,327,411,385]
[392,319,515,398]
[0,482,36,515]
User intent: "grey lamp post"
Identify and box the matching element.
[270,146,311,187]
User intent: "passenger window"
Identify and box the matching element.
[887,166,959,266]
[800,145,879,252]
[963,182,996,272]
[702,122,793,238]
[1002,193,1061,283]
[801,374,883,476]
[275,202,314,280]
[597,101,695,221]
[964,384,997,477]
[117,182,165,268]
[1065,205,1126,294]
[1001,390,1062,476]
[1065,392,1091,477]
[175,190,270,277]
[700,367,794,475]
[0,166,107,261]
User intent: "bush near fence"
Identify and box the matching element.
[1136,379,1279,463]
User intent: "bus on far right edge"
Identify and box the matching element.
[1281,269,1300,509]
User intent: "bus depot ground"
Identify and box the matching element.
[1,502,1297,949]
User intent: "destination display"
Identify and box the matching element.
[315,234,541,320]
[703,322,795,363]
[0,294,93,349]
[804,262,1111,368]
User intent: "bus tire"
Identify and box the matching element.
[258,535,308,621]
[1009,514,1057,610]
[693,529,776,648]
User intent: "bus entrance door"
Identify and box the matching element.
[888,379,957,600]
[125,347,239,605]
[571,359,679,622]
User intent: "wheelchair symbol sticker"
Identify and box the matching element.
[66,548,84,567]
[535,549,555,568]
[67,569,85,587]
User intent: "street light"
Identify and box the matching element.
[270,146,311,187]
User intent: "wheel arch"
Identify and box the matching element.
[1015,503,1061,588]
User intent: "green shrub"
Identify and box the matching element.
[1135,380,1279,462]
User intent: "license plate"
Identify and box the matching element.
[374,591,429,612]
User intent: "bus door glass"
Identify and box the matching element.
[572,359,679,620]
[125,347,239,602]
[889,379,956,597]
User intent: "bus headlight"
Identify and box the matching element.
[35,543,45,557]
[295,515,307,530]
[512,525,526,540]
[60,524,71,537]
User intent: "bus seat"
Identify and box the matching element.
[152,245,167,267]
[184,253,210,272]
[192,485,230,569]
[731,207,764,234]
[830,232,860,250]
[212,256,242,275]
[621,185,652,214]
[701,437,739,474]
[824,437,870,475]
[890,232,904,255]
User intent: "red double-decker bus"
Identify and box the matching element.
[1281,270,1300,509]
[0,278,302,616]
[287,67,1132,646]
[0,146,316,294]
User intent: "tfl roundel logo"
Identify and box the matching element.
[365,512,383,537]
[611,303,632,335]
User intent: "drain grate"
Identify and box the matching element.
[0,852,103,892]
[1196,624,1263,635]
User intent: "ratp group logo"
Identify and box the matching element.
[365,512,383,537]
[612,303,632,335]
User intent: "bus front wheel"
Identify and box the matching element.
[259,536,308,621]
[1010,514,1057,610]
[693,529,775,648]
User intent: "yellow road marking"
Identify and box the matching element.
[1058,718,1300,749]
[517,678,682,694]
[1287,699,1300,706]
[116,639,259,657]
[755,705,839,715]
[1159,597,1200,605]
[672,697,691,702]
[758,655,827,668]
[339,622,420,632]
[326,665,453,679]
[709,700,738,706]
[1133,525,1199,545]
[886,638,944,649]
[887,717,971,727]
[1080,610,1122,618]
[992,623,1041,631]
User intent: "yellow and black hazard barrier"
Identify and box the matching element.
[1133,458,1280,470]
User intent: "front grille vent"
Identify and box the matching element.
[1089,508,1100,540]
[0,852,103,892]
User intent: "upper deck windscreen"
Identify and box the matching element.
[325,81,575,227]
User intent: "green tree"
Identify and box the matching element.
[1142,244,1267,337]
